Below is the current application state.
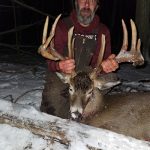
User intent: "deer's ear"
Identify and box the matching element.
[56,72,71,83]
[94,79,121,90]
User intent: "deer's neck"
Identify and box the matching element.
[82,88,104,118]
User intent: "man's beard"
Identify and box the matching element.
[75,3,96,26]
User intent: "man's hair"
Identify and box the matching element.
[72,0,99,9]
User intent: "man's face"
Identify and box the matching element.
[75,0,98,26]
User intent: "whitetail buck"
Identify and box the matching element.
[38,15,150,140]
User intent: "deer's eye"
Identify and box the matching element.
[86,89,93,97]
[69,86,74,95]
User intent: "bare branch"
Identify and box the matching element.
[13,0,54,18]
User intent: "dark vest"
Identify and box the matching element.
[63,18,99,72]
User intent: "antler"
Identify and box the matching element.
[38,14,76,65]
[90,34,106,79]
[38,14,65,61]
[38,14,76,82]
[68,26,75,59]
[115,19,144,66]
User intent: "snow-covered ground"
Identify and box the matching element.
[0,62,45,109]
[0,99,150,150]
[0,58,150,150]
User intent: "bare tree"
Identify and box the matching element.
[136,0,150,63]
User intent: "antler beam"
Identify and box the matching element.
[115,19,144,66]
[90,34,106,79]
[38,14,65,61]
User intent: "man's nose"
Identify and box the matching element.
[85,0,90,8]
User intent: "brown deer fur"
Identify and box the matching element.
[82,91,150,141]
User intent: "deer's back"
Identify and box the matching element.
[84,92,150,140]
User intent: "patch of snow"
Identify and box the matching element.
[0,99,150,150]
[0,124,48,150]
[0,61,150,150]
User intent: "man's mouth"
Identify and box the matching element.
[81,9,91,17]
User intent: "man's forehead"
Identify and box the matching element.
[77,0,98,2]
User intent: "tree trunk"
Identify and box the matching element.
[135,0,150,63]
[0,113,69,146]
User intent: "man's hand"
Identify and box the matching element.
[58,58,75,74]
[101,54,119,73]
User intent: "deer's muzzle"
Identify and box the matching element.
[70,111,83,122]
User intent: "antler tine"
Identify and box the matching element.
[90,34,106,79]
[115,20,129,63]
[96,34,106,69]
[131,21,144,66]
[44,14,62,48]
[133,38,144,66]
[121,19,128,51]
[115,19,144,66]
[38,14,65,61]
[42,16,49,44]
[68,27,74,59]
[48,14,67,61]
[130,19,137,52]
[137,38,141,52]
[67,26,76,77]
[71,38,75,58]
[49,44,65,61]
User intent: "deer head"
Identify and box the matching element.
[38,15,144,120]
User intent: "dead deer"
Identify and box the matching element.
[38,15,150,140]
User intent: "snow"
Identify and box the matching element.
[0,99,150,150]
[0,62,45,109]
[0,124,48,150]
[0,60,150,150]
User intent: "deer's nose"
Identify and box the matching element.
[71,111,82,122]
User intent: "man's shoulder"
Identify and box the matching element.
[59,15,73,29]
[57,15,72,30]
[98,22,110,33]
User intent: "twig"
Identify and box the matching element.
[0,43,40,60]
[0,67,36,74]
[11,0,20,54]
[0,47,45,65]
[0,4,19,8]
[2,95,14,102]
[0,43,37,56]
[0,43,37,48]
[13,0,55,18]
[0,20,43,36]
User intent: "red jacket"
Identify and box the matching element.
[47,10,111,72]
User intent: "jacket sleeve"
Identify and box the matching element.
[90,24,111,68]
[47,20,68,72]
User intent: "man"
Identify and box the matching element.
[40,0,118,118]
